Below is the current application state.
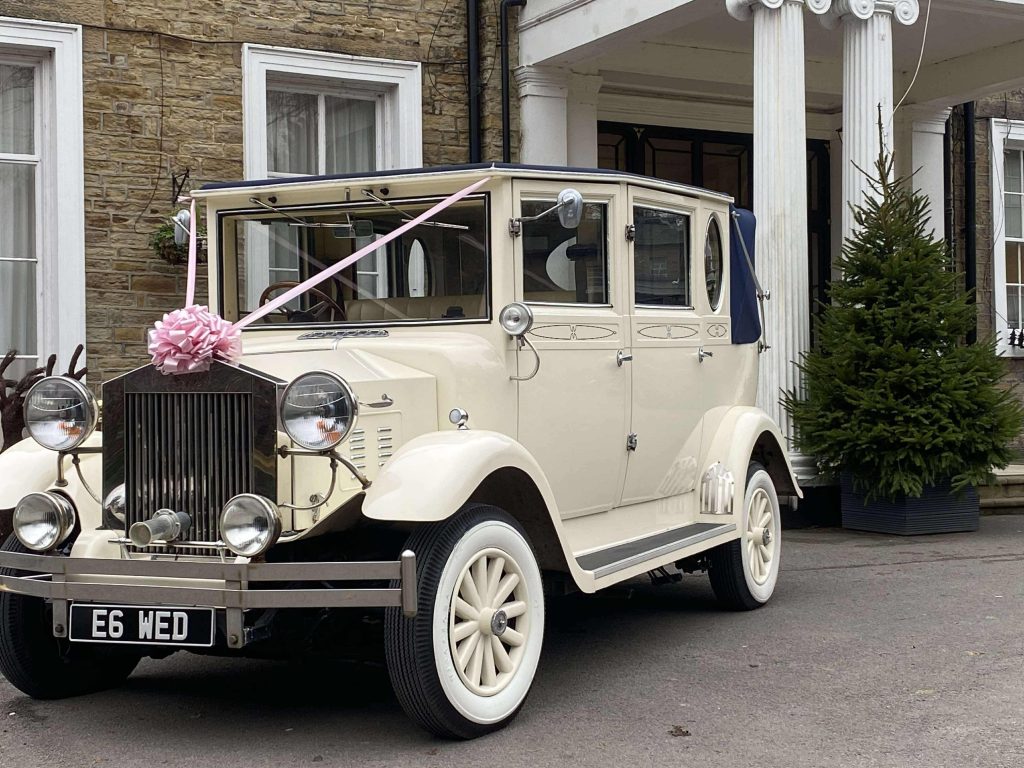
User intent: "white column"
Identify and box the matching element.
[567,73,603,168]
[727,0,829,451]
[514,65,569,166]
[894,105,951,237]
[824,0,920,240]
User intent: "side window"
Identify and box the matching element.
[704,216,724,311]
[633,206,690,307]
[522,201,608,304]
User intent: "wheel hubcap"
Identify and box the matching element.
[449,548,530,696]
[745,488,776,586]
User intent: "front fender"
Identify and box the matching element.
[364,430,560,522]
[0,434,104,530]
[363,430,591,589]
[701,407,802,500]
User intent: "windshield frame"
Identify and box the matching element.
[215,192,493,332]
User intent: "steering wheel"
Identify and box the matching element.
[258,281,346,323]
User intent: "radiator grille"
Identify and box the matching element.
[124,392,254,550]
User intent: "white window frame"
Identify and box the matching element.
[242,43,422,180]
[0,17,84,376]
[991,118,1024,356]
[241,44,421,307]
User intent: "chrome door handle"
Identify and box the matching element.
[698,347,713,363]
[617,350,633,367]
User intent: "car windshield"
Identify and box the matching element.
[219,194,490,325]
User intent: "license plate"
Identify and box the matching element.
[69,604,215,647]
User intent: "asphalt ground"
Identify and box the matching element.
[2,516,1023,768]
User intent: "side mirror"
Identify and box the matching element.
[555,188,583,229]
[332,219,375,239]
[508,188,585,237]
[500,303,541,381]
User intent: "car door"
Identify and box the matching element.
[512,180,630,519]
[620,187,706,506]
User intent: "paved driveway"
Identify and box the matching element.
[2,516,1023,767]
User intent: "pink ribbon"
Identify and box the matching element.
[149,176,491,374]
[231,175,491,330]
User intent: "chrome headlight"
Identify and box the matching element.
[24,376,98,451]
[14,492,76,552]
[280,371,357,451]
[220,494,281,558]
[499,302,534,337]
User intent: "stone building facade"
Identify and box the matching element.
[0,1,517,388]
[948,91,1024,449]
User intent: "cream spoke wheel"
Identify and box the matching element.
[448,546,532,697]
[745,486,776,587]
[386,508,545,738]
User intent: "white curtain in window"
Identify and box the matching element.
[0,64,37,365]
[267,90,317,175]
[325,96,376,174]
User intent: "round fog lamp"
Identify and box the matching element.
[14,492,77,552]
[499,302,534,336]
[220,494,281,558]
[280,371,357,451]
[24,376,98,451]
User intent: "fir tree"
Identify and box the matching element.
[783,138,1023,501]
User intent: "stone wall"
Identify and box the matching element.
[950,91,1024,452]
[0,0,520,389]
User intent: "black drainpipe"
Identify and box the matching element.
[963,101,977,344]
[500,0,527,163]
[467,0,482,163]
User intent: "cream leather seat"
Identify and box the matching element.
[345,294,486,322]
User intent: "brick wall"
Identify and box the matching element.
[0,0,520,389]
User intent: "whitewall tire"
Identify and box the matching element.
[708,462,782,610]
[385,505,545,739]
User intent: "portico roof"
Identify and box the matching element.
[520,0,1024,109]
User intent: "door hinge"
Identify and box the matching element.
[625,223,636,242]
[626,433,638,451]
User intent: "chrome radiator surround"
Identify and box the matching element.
[102,362,281,545]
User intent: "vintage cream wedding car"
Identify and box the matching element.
[0,164,799,739]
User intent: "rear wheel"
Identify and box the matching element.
[708,462,781,610]
[385,505,544,739]
[0,535,140,699]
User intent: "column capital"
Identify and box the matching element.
[726,0,831,23]
[513,65,569,99]
[822,0,919,29]
[897,104,952,134]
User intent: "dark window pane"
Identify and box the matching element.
[644,137,693,185]
[522,201,608,304]
[598,132,627,171]
[633,206,690,307]
[0,65,34,155]
[703,142,749,208]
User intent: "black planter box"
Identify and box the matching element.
[840,475,979,535]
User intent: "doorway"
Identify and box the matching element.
[598,122,831,339]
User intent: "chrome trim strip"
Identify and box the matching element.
[582,523,737,579]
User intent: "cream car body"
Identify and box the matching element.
[0,165,798,738]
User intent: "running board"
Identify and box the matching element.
[575,522,736,579]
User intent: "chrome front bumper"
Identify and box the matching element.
[0,549,417,649]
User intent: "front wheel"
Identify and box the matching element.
[708,462,782,610]
[384,505,545,739]
[0,535,140,698]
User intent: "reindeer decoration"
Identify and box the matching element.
[0,345,87,453]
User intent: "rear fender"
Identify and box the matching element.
[701,407,801,501]
[362,430,587,586]
[0,434,104,530]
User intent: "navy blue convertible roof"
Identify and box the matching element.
[199,162,730,201]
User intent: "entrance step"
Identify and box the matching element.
[576,522,735,579]
[979,464,1024,514]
